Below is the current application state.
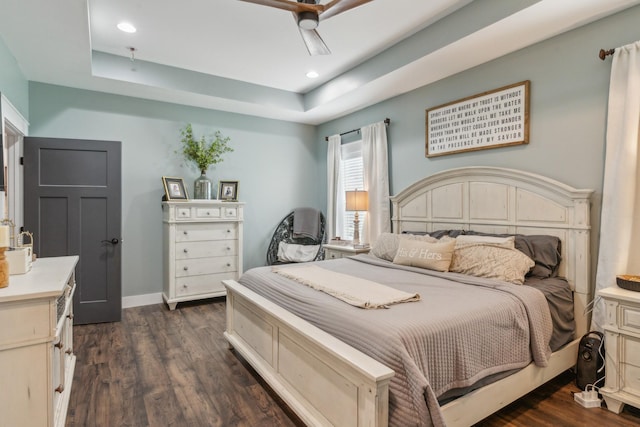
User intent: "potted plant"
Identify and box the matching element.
[179,123,233,199]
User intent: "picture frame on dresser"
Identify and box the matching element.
[162,176,189,201]
[218,180,238,201]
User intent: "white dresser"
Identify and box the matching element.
[0,256,79,427]
[163,200,244,310]
[599,286,640,414]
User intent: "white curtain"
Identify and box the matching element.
[326,134,343,241]
[361,121,391,244]
[592,40,640,331]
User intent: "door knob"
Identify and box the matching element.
[101,238,120,245]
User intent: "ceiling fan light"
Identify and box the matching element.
[298,11,318,30]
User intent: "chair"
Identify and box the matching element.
[266,209,326,265]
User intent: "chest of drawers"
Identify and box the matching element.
[599,286,640,414]
[0,256,78,427]
[163,201,244,310]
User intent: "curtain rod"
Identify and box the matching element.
[599,48,616,60]
[324,118,390,141]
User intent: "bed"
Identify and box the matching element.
[223,166,594,426]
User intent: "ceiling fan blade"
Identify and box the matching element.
[298,28,331,56]
[320,0,373,20]
[238,0,320,14]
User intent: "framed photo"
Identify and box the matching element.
[218,180,239,201]
[162,176,189,201]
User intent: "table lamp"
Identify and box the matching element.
[0,225,10,288]
[345,190,369,246]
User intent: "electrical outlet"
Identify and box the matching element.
[574,391,602,408]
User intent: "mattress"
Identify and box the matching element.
[237,254,563,426]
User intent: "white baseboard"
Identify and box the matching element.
[122,292,163,308]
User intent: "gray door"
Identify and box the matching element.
[24,137,122,324]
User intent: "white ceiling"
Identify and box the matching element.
[1,0,639,125]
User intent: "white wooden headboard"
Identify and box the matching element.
[390,167,594,335]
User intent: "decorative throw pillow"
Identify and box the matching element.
[450,245,535,285]
[455,235,515,249]
[277,242,320,263]
[370,233,401,261]
[370,233,438,261]
[392,239,456,272]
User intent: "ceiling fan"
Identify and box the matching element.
[239,0,373,55]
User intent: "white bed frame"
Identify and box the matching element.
[223,167,593,426]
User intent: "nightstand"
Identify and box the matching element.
[598,286,640,414]
[323,244,370,260]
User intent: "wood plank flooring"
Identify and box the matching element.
[67,298,640,426]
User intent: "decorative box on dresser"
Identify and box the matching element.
[599,286,640,414]
[323,243,370,259]
[0,256,79,427]
[163,200,244,310]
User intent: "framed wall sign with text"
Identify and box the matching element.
[426,80,530,157]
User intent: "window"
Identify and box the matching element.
[340,140,364,240]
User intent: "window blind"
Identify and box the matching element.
[340,141,364,240]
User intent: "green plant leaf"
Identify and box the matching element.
[180,123,233,173]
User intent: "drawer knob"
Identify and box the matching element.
[183,266,189,271]
[55,385,64,394]
[67,313,74,320]
[65,349,73,355]
[183,284,188,289]
[207,212,211,215]
[54,341,63,349]
[183,231,188,235]
[227,229,231,233]
[226,247,231,251]
[183,249,188,253]
[226,263,231,267]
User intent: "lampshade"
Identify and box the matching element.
[345,190,369,212]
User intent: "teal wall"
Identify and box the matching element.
[8,5,640,300]
[0,36,28,119]
[317,5,640,265]
[28,83,318,297]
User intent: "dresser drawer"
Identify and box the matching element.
[223,207,238,219]
[621,363,640,396]
[176,223,238,242]
[324,249,343,260]
[176,272,234,296]
[622,335,640,368]
[0,299,52,347]
[176,207,191,219]
[176,256,237,277]
[621,304,640,334]
[176,240,237,259]
[195,207,222,219]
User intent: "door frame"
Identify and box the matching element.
[1,94,28,230]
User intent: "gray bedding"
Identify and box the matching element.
[237,254,557,427]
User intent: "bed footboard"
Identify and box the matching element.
[223,279,394,427]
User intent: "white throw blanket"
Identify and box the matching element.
[271,264,420,308]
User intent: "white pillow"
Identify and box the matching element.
[277,242,320,263]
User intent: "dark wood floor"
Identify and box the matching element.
[67,298,640,426]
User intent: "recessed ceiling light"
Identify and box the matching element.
[117,22,137,33]
[306,71,319,79]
